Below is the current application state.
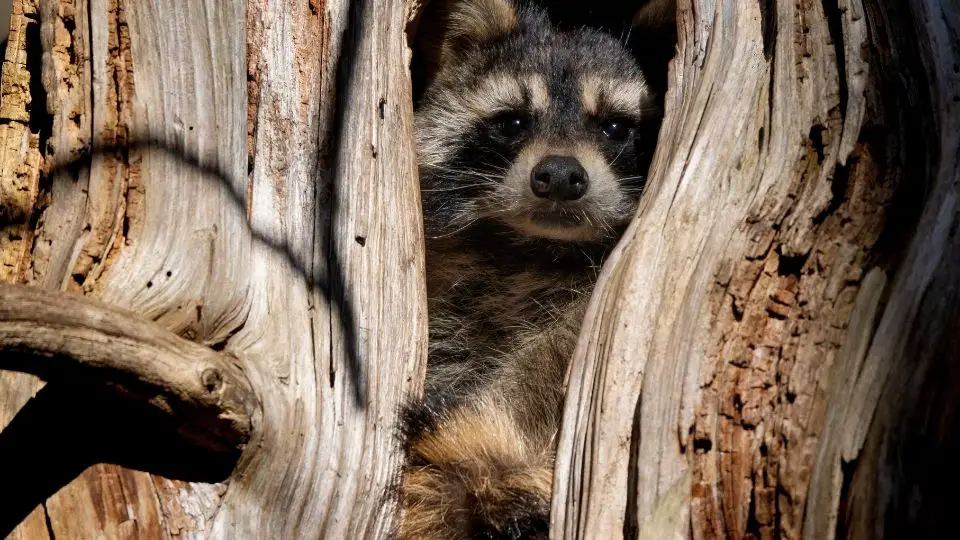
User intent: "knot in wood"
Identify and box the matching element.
[201,368,224,393]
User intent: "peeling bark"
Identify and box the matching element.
[0,0,43,283]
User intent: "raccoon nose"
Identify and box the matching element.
[530,155,589,201]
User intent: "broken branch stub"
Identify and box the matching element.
[0,283,259,458]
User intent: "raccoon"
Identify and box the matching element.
[400,1,674,538]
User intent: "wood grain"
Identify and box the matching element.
[1,0,425,537]
[0,283,258,454]
[551,0,959,537]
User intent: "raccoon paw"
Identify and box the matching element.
[398,400,553,540]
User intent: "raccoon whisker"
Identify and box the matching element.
[483,149,516,168]
[424,164,465,174]
[592,217,616,239]
[427,164,506,179]
[482,201,526,216]
[422,183,497,193]
[440,168,502,179]
[478,160,512,173]
[429,171,502,183]
[618,186,647,196]
[429,180,501,191]
[619,187,647,198]
[577,209,595,227]
[430,216,486,239]
[432,200,455,214]
[590,219,605,235]
[609,143,631,168]
[582,212,614,238]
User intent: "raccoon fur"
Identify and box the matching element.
[400,1,675,538]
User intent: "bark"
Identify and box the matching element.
[0,0,425,538]
[552,0,959,538]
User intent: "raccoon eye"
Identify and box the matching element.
[493,112,529,138]
[600,118,635,141]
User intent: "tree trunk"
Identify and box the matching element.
[0,0,426,537]
[1,0,957,538]
[552,0,959,538]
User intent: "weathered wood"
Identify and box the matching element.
[552,0,959,537]
[0,0,40,283]
[0,283,258,453]
[0,0,425,538]
[3,0,957,536]
[0,285,259,536]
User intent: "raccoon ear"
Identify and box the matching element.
[632,0,676,31]
[629,0,678,96]
[442,0,518,60]
[416,0,518,72]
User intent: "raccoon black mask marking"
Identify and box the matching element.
[416,1,657,243]
[400,1,674,538]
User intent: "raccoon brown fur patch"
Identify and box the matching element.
[400,397,553,540]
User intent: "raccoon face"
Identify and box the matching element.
[415,0,657,243]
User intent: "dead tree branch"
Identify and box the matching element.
[0,283,259,456]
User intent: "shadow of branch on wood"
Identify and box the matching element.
[25,0,376,408]
[0,379,239,536]
[38,131,365,408]
[0,1,407,530]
